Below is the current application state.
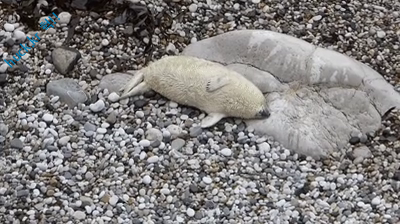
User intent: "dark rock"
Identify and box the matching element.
[4,38,15,47]
[0,74,7,85]
[134,99,147,108]
[51,47,81,75]
[106,111,117,124]
[10,138,23,149]
[349,136,360,145]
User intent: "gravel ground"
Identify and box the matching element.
[0,0,400,223]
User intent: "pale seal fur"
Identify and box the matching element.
[119,55,270,128]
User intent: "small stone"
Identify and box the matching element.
[85,172,94,180]
[108,92,120,102]
[16,189,29,197]
[377,31,386,38]
[124,26,134,35]
[220,148,232,157]
[51,47,81,75]
[139,139,151,147]
[46,78,87,107]
[10,138,23,149]
[349,136,360,145]
[102,39,109,46]
[106,111,117,124]
[147,156,159,163]
[160,188,170,195]
[353,146,372,159]
[13,30,26,41]
[58,136,70,146]
[0,123,8,136]
[251,0,260,3]
[4,23,14,32]
[90,100,105,112]
[187,208,195,217]
[202,176,212,184]
[73,211,86,220]
[189,4,198,12]
[42,113,54,122]
[258,142,270,153]
[135,111,144,118]
[371,197,381,205]
[146,128,163,142]
[58,12,72,24]
[142,175,152,184]
[189,126,202,137]
[171,138,185,150]
[84,122,96,132]
[167,124,182,139]
[109,195,119,206]
[312,15,322,21]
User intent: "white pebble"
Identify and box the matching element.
[45,69,52,75]
[13,30,26,41]
[377,31,386,38]
[202,176,212,184]
[42,114,54,122]
[109,195,119,206]
[97,128,107,134]
[188,4,198,12]
[3,23,14,32]
[160,188,170,195]
[312,15,322,21]
[252,0,260,3]
[73,211,86,220]
[142,175,152,184]
[58,136,70,146]
[58,12,72,24]
[371,197,381,205]
[102,39,109,46]
[147,156,159,163]
[187,208,195,217]
[90,100,105,112]
[108,92,120,102]
[0,63,8,73]
[220,148,232,157]
[139,139,150,147]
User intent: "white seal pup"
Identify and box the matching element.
[119,55,270,128]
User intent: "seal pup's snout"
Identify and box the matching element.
[256,107,270,118]
[261,108,270,118]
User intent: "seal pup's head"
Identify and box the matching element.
[231,90,271,120]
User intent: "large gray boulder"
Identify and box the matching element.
[182,30,400,158]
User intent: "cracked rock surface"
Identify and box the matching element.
[182,30,400,158]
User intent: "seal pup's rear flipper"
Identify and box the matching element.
[120,71,144,94]
[206,76,230,92]
[119,82,150,100]
[201,113,226,128]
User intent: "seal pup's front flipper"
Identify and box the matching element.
[201,113,226,128]
[119,71,145,96]
[206,76,230,92]
[119,82,150,100]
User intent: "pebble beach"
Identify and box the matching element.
[0,0,400,223]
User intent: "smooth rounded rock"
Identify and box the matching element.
[47,78,88,108]
[220,148,232,157]
[3,23,14,32]
[182,29,400,158]
[58,12,72,24]
[13,30,26,41]
[90,100,105,112]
